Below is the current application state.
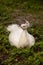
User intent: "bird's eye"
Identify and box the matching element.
[23,26,25,27]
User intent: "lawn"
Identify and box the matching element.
[0,0,43,65]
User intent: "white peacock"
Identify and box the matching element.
[7,20,35,48]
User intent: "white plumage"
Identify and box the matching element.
[7,20,35,48]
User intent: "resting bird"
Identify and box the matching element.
[7,20,35,48]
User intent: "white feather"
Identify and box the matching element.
[7,23,35,48]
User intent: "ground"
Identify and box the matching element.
[0,0,43,65]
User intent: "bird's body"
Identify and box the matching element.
[7,20,35,48]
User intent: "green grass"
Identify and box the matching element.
[0,0,43,65]
[0,0,43,22]
[0,22,43,65]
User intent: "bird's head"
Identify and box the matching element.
[21,20,30,30]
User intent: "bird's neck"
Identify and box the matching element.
[23,29,27,32]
